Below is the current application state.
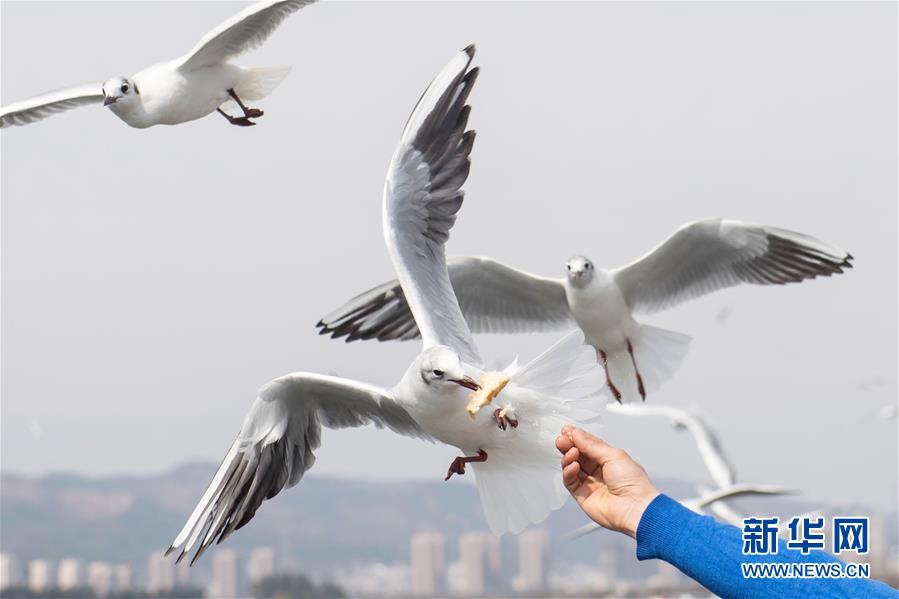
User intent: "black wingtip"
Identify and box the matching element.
[163,545,176,558]
[463,44,476,58]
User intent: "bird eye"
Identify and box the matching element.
[121,83,129,94]
[567,265,571,270]
[586,263,591,269]
[432,369,444,377]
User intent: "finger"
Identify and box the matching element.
[571,427,619,466]
[562,447,579,468]
[555,434,574,454]
[562,461,581,491]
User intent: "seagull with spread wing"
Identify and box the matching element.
[607,402,735,489]
[166,46,605,565]
[1,0,315,129]
[319,222,852,404]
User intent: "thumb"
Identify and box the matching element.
[570,427,621,466]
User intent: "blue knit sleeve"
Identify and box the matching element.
[635,494,897,598]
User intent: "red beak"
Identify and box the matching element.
[450,376,480,391]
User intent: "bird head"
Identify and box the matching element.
[566,255,595,288]
[416,346,480,395]
[101,76,138,108]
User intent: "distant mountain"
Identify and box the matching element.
[2,463,887,587]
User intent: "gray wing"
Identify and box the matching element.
[612,218,853,314]
[382,46,481,363]
[0,84,103,128]
[177,0,315,71]
[165,373,428,565]
[317,256,573,342]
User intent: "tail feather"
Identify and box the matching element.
[221,66,292,111]
[472,330,606,535]
[603,324,691,403]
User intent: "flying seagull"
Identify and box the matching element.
[564,483,794,541]
[0,0,315,129]
[319,223,852,403]
[166,46,605,565]
[607,403,735,489]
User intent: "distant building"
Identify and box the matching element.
[513,529,549,592]
[28,559,51,593]
[334,562,410,597]
[57,558,83,590]
[113,564,132,593]
[87,562,114,597]
[248,547,275,585]
[649,561,682,589]
[208,549,239,598]
[410,531,446,596]
[0,553,19,590]
[458,532,501,596]
[176,558,192,586]
[147,550,175,593]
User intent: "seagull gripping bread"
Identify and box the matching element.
[166,47,605,565]
[1,0,315,129]
[319,222,852,404]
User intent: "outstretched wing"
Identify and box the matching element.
[607,403,734,488]
[0,84,103,128]
[177,0,315,71]
[612,218,853,314]
[382,46,481,363]
[317,256,573,342]
[693,483,794,509]
[166,373,428,565]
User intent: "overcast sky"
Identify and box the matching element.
[2,1,896,513]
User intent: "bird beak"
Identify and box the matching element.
[103,96,117,106]
[450,376,480,391]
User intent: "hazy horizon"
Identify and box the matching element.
[2,0,896,514]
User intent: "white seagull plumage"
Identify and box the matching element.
[607,402,735,488]
[319,221,852,404]
[1,0,315,129]
[166,46,606,565]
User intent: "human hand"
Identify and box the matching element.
[556,425,660,538]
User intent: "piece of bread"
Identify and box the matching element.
[467,371,510,418]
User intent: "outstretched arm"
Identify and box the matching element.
[556,427,896,598]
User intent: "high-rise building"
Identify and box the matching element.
[0,553,19,591]
[87,562,114,597]
[410,531,446,596]
[113,564,132,593]
[513,529,549,592]
[208,550,239,599]
[248,547,275,585]
[458,532,501,596]
[27,560,51,593]
[57,558,83,591]
[147,550,175,593]
[176,558,191,586]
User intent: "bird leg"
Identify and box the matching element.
[444,449,488,481]
[217,108,255,127]
[227,89,264,119]
[494,406,519,431]
[598,349,623,403]
[626,339,647,401]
